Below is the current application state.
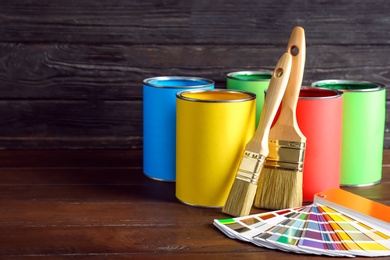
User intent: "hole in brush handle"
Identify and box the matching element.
[274,68,284,77]
[290,45,299,56]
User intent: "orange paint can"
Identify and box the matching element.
[296,88,343,202]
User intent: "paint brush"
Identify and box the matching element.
[254,26,307,210]
[222,52,292,217]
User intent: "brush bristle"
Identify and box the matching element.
[254,167,302,210]
[222,178,257,217]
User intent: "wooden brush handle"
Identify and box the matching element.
[285,26,305,111]
[271,26,306,141]
[246,52,292,155]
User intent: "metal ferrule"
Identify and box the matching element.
[235,151,266,184]
[265,140,305,171]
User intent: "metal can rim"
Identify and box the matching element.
[311,79,385,93]
[143,76,214,89]
[176,89,256,103]
[298,87,343,100]
[226,70,273,82]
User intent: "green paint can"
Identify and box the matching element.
[227,71,272,127]
[311,80,386,186]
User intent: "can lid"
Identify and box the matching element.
[299,87,343,100]
[227,71,272,81]
[311,80,385,92]
[176,89,256,103]
[143,76,214,89]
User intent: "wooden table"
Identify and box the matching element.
[0,149,389,259]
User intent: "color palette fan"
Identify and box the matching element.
[214,189,390,257]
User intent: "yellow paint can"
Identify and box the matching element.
[176,89,256,207]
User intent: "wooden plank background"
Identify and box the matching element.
[0,0,389,149]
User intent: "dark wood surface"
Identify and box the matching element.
[0,149,390,258]
[1,0,390,149]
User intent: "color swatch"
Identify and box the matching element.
[214,189,390,257]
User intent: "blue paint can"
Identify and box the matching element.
[143,76,214,181]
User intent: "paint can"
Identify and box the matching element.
[143,76,214,181]
[227,71,272,127]
[296,88,343,201]
[176,89,256,207]
[311,80,386,186]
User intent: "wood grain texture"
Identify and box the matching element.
[0,100,142,148]
[0,149,389,258]
[0,0,389,148]
[1,0,390,45]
